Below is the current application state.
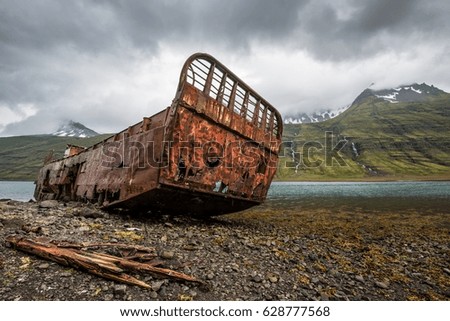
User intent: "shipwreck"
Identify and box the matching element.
[34,53,283,215]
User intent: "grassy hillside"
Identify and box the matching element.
[277,92,450,180]
[0,134,111,181]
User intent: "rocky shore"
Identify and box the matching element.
[1,199,449,301]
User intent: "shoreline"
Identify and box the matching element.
[2,177,450,183]
[1,199,449,301]
[273,175,450,183]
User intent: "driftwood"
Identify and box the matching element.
[49,240,158,263]
[6,235,201,288]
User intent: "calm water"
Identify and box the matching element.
[0,181,35,202]
[0,180,449,211]
[266,181,450,212]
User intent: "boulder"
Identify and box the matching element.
[38,200,59,208]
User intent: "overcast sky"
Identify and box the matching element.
[1,0,450,136]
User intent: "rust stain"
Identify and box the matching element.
[34,53,283,216]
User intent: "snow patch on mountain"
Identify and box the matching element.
[375,91,399,103]
[52,121,99,138]
[284,104,350,124]
[373,83,442,103]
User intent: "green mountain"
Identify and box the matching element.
[277,83,450,180]
[0,134,110,180]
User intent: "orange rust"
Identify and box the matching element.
[34,53,283,216]
[64,144,86,158]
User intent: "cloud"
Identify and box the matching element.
[1,0,450,136]
[0,103,38,133]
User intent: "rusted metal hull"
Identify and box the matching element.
[105,184,259,215]
[34,53,283,216]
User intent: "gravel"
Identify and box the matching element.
[0,199,449,301]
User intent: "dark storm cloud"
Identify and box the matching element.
[292,0,450,60]
[354,0,416,32]
[96,0,192,50]
[0,1,115,54]
[189,0,307,47]
[0,0,306,108]
[1,0,450,135]
[2,0,449,64]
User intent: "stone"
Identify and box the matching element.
[104,294,114,301]
[125,227,141,231]
[251,275,263,283]
[39,200,59,208]
[375,281,389,289]
[355,275,365,283]
[114,284,127,296]
[334,291,348,299]
[73,208,104,219]
[329,269,340,277]
[161,250,175,259]
[308,253,318,261]
[268,276,278,283]
[78,226,90,232]
[159,286,167,297]
[37,263,50,269]
[206,273,214,280]
[320,293,329,301]
[151,280,165,292]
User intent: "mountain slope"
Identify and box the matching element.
[52,120,99,138]
[278,84,450,180]
[283,105,349,124]
[0,134,110,180]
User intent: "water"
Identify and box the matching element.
[0,181,35,202]
[0,180,449,212]
[266,181,450,212]
[269,181,450,199]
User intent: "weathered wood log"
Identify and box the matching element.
[5,236,150,288]
[52,241,156,253]
[5,235,201,288]
[51,241,158,262]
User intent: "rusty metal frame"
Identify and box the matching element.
[177,53,283,141]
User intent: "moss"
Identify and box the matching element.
[88,223,103,230]
[114,231,144,242]
[227,203,449,300]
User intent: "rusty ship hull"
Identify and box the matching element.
[34,53,283,215]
